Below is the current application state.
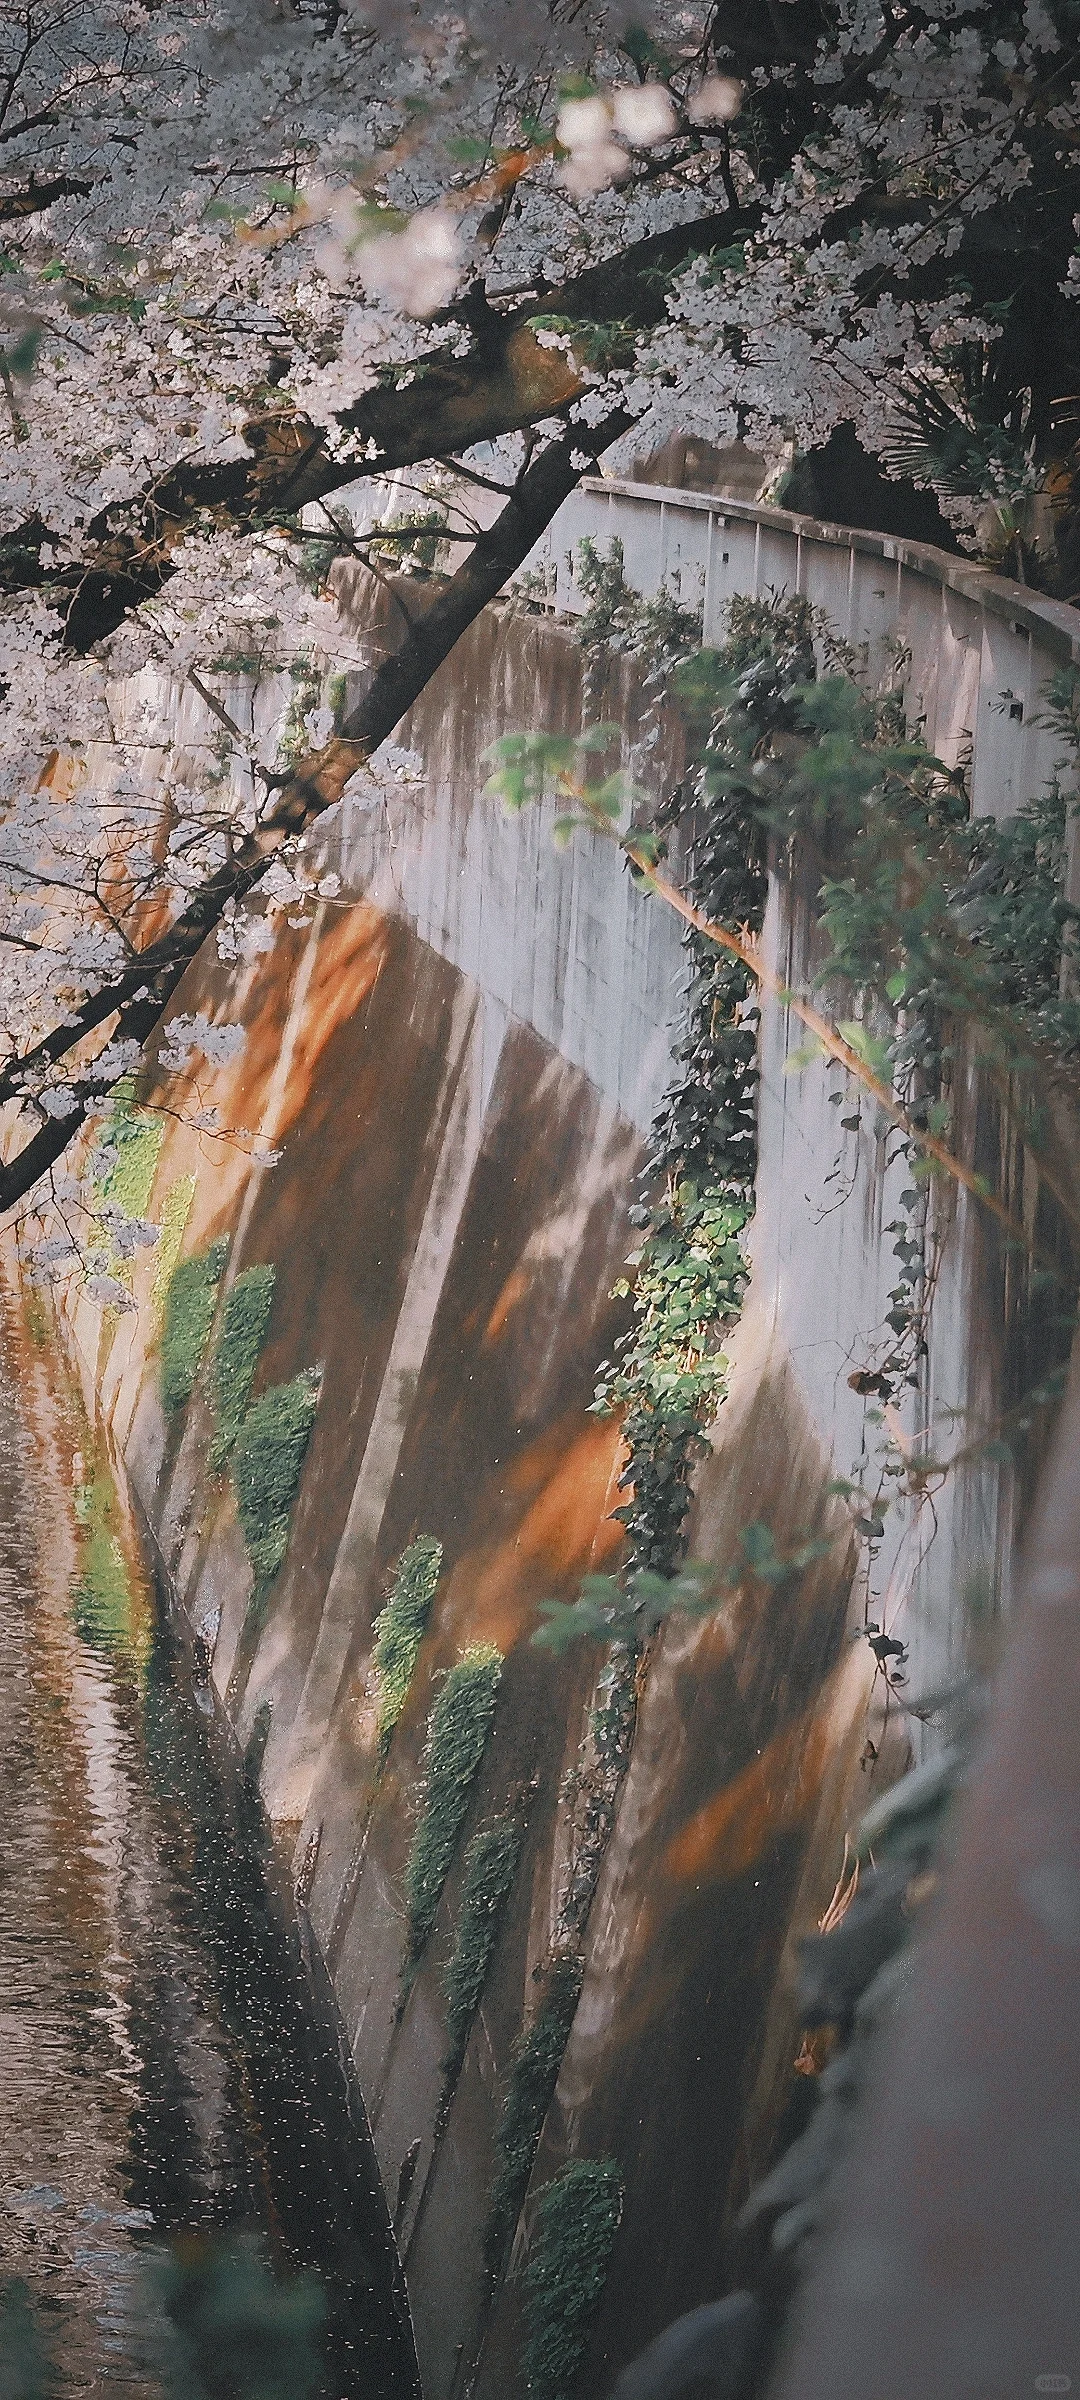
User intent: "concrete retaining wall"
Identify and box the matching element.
[45,488,1080,2397]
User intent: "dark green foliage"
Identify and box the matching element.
[154,2232,326,2400]
[232,1371,319,1596]
[588,595,815,1579]
[161,1237,229,1415]
[522,2159,624,2400]
[209,1262,276,1471]
[880,341,1047,578]
[483,1954,585,2279]
[441,1816,523,2080]
[791,676,1080,1069]
[575,534,702,663]
[402,1645,502,1977]
[372,1534,443,1766]
[947,776,1080,1049]
[368,508,447,573]
[0,2280,50,2399]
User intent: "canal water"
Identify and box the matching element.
[0,1295,418,2400]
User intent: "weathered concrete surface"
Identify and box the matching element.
[768,1347,1080,2400]
[535,475,1080,820]
[45,519,1076,2398]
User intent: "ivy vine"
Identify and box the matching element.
[504,556,1080,1673]
[476,554,1080,2365]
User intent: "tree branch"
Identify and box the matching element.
[31,205,743,651]
[0,173,92,220]
[0,415,629,1215]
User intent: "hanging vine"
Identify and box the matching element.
[489,551,1080,1671]
[473,559,1080,2365]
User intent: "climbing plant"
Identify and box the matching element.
[574,534,703,734]
[401,1644,503,1989]
[232,1370,320,1601]
[209,1263,277,1473]
[474,579,836,2292]
[490,560,1080,1663]
[521,2158,625,2400]
[482,1954,586,2282]
[441,1816,524,2086]
[371,1535,443,1769]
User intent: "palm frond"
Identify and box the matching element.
[882,344,1043,505]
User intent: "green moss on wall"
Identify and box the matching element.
[160,1237,229,1414]
[209,1262,276,1471]
[522,2159,623,2400]
[402,1645,503,1983]
[151,1175,196,1317]
[482,1953,585,2280]
[232,1370,320,1597]
[372,1534,443,1767]
[100,1084,165,1221]
[441,1816,523,2082]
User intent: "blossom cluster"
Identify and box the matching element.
[0,0,1077,1258]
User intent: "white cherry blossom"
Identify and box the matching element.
[0,0,1075,1260]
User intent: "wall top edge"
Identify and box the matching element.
[579,476,1080,665]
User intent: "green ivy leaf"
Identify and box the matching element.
[837,1020,893,1082]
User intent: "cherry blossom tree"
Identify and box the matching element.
[1,0,1078,1230]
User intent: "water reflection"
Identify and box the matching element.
[0,1302,417,2399]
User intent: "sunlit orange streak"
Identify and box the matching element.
[442,1415,625,1656]
[663,1710,830,1888]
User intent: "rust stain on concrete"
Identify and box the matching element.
[438,1413,626,1655]
[482,1264,531,1346]
[663,1710,831,1888]
[269,903,392,1137]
